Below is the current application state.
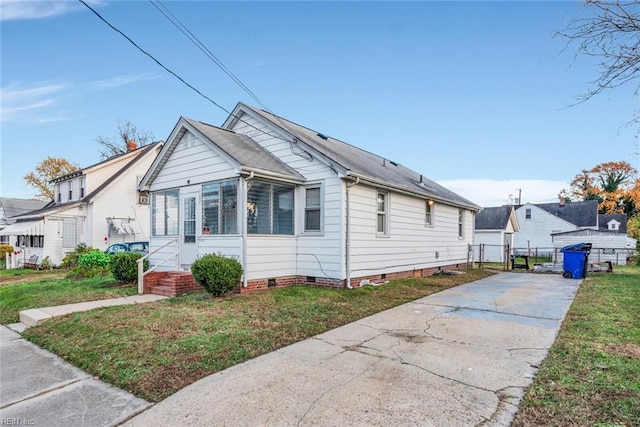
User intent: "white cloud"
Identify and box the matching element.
[437,178,570,207]
[0,83,67,123]
[0,0,105,21]
[90,73,161,88]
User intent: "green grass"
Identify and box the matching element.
[0,274,137,324]
[513,265,640,427]
[22,269,493,402]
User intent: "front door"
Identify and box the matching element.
[180,192,198,268]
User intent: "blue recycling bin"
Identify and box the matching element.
[560,242,592,279]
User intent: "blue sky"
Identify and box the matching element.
[1,0,638,206]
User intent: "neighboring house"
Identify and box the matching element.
[139,103,480,294]
[473,206,519,263]
[1,142,163,265]
[513,200,599,254]
[0,198,48,244]
[552,213,636,265]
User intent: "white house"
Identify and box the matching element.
[513,200,599,256]
[139,103,480,295]
[1,142,162,266]
[473,206,519,263]
[552,213,636,266]
[0,198,48,245]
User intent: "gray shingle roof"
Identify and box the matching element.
[0,198,48,222]
[475,206,515,230]
[599,213,627,233]
[184,118,304,180]
[237,104,480,210]
[533,200,598,227]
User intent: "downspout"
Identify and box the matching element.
[345,177,360,289]
[242,171,254,288]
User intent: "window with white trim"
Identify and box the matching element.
[80,177,85,198]
[458,208,464,238]
[525,208,531,219]
[377,191,388,235]
[56,184,61,203]
[304,186,321,232]
[425,200,434,226]
[68,181,72,201]
[152,190,179,236]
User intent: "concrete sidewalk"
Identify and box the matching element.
[0,325,151,426]
[126,272,581,426]
[18,294,167,328]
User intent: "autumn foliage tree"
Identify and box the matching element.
[24,157,79,201]
[569,161,640,215]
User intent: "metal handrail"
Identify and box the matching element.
[137,237,179,294]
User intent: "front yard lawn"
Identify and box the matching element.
[0,273,137,324]
[23,269,492,402]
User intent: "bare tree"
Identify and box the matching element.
[557,1,640,128]
[95,120,155,159]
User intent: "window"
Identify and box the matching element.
[68,182,72,201]
[184,197,196,243]
[56,184,61,203]
[304,187,321,232]
[425,200,434,226]
[247,182,294,235]
[525,208,531,219]
[458,208,464,238]
[377,191,388,235]
[202,180,237,234]
[152,190,179,236]
[63,218,77,248]
[80,177,85,198]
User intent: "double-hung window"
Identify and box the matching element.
[202,180,238,234]
[458,208,464,238]
[247,182,294,235]
[152,190,179,236]
[304,186,321,232]
[425,200,434,226]
[68,182,72,201]
[80,177,85,198]
[377,191,389,235]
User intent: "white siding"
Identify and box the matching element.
[348,184,473,276]
[553,230,631,265]
[474,231,506,262]
[514,204,575,253]
[151,132,238,191]
[246,236,297,279]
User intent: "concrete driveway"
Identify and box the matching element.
[126,272,580,426]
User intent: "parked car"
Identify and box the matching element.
[104,241,149,255]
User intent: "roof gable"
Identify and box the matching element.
[226,103,479,210]
[475,206,519,231]
[599,213,627,233]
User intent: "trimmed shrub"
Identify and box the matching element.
[191,253,243,297]
[66,266,110,279]
[111,252,148,284]
[40,256,55,270]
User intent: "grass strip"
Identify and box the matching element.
[0,275,136,324]
[513,265,640,426]
[23,269,491,402]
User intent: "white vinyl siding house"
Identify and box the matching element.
[140,103,479,293]
[4,143,162,265]
[473,206,520,263]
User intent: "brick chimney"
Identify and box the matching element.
[127,139,137,151]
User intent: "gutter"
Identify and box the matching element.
[241,171,254,288]
[345,176,360,289]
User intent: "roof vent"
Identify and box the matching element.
[317,133,328,140]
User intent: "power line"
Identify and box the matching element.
[78,0,319,164]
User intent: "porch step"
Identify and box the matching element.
[148,285,175,297]
[144,271,203,297]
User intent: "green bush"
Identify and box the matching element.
[61,243,93,269]
[191,253,243,297]
[111,252,148,284]
[40,256,55,270]
[0,244,14,260]
[66,266,110,279]
[78,250,111,268]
